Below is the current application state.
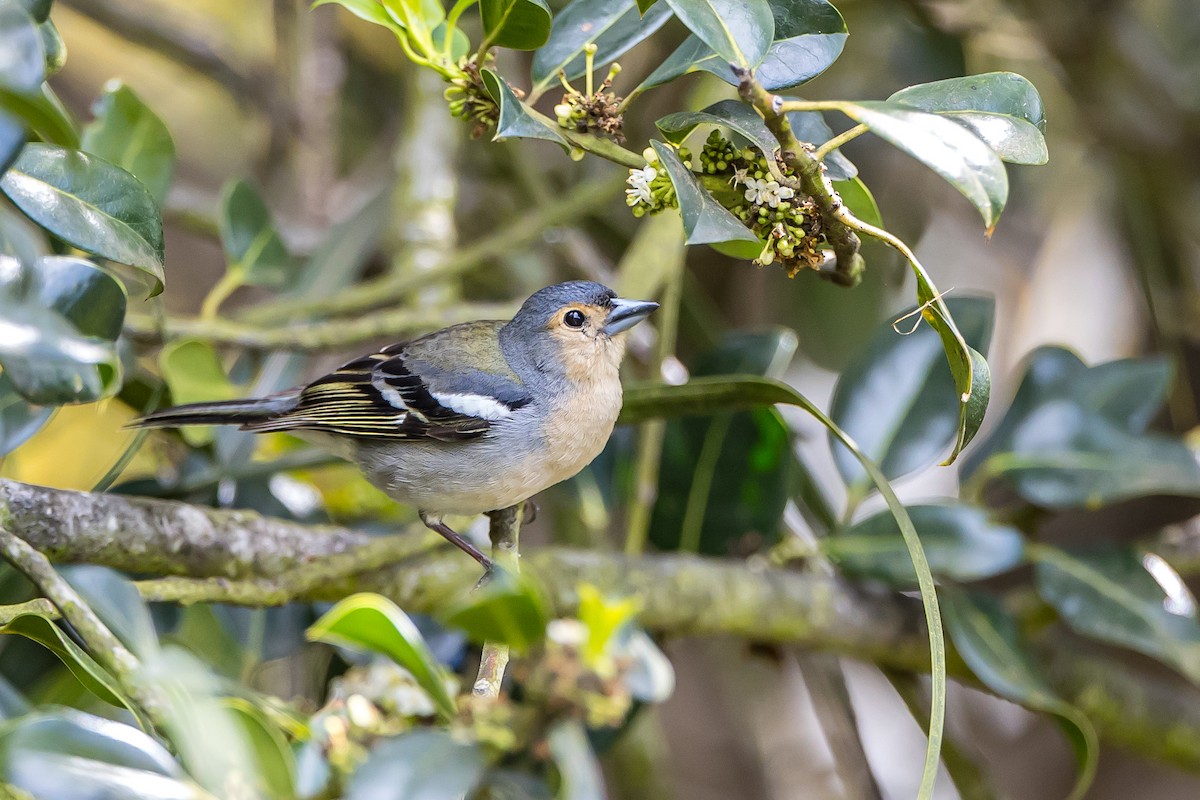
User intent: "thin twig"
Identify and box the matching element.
[473,504,523,699]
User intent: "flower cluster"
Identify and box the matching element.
[553,61,626,143]
[697,130,826,276]
[625,146,681,217]
[443,56,501,138]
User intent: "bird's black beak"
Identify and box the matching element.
[603,297,659,335]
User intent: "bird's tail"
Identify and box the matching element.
[132,392,301,429]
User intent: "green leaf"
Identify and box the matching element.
[82,81,175,203]
[439,568,549,651]
[38,18,65,76]
[787,110,856,180]
[15,0,50,24]
[224,698,296,799]
[1035,546,1200,683]
[0,144,164,293]
[532,0,671,89]
[0,710,195,800]
[650,330,796,555]
[481,0,551,50]
[348,730,486,800]
[0,373,51,456]
[831,177,879,227]
[576,584,640,663]
[0,83,79,150]
[828,504,1024,587]
[0,0,43,171]
[0,611,130,708]
[662,0,773,69]
[833,100,1008,231]
[656,99,778,158]
[637,0,657,12]
[307,592,457,720]
[61,565,160,660]
[158,338,235,447]
[218,179,297,287]
[480,68,568,146]
[382,0,444,53]
[619,372,947,796]
[648,139,758,248]
[313,0,402,32]
[548,720,606,800]
[830,296,994,486]
[890,71,1047,131]
[432,19,470,59]
[889,73,1048,165]
[963,348,1199,507]
[0,254,125,404]
[942,589,1097,800]
[641,0,844,92]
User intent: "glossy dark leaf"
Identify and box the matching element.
[540,0,672,86]
[348,731,487,800]
[0,0,43,171]
[0,710,194,800]
[642,0,844,92]
[16,0,51,24]
[308,593,457,719]
[828,504,1023,587]
[82,81,175,203]
[439,568,549,652]
[835,101,1008,230]
[218,179,297,287]
[0,610,129,708]
[663,0,773,69]
[942,589,1097,800]
[480,68,568,146]
[0,372,51,456]
[0,83,79,150]
[481,0,551,50]
[1035,547,1200,684]
[0,255,125,404]
[0,144,164,292]
[890,72,1047,131]
[656,99,778,158]
[831,296,993,486]
[787,109,856,179]
[649,139,758,247]
[963,348,1199,507]
[650,330,796,555]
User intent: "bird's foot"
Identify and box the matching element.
[521,501,539,525]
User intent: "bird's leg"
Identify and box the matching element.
[419,511,495,571]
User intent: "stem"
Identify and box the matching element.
[0,598,59,625]
[442,0,477,60]
[677,414,731,553]
[813,123,867,161]
[0,516,169,730]
[198,271,243,321]
[474,504,522,699]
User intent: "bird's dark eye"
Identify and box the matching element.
[563,309,586,328]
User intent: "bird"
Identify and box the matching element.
[134,281,658,572]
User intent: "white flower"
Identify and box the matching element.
[730,167,749,187]
[625,165,657,206]
[743,177,796,208]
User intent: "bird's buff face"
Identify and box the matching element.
[545,298,656,381]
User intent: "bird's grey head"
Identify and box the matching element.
[500,281,659,382]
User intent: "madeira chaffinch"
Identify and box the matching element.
[136,281,658,571]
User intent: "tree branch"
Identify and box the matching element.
[2,477,1200,770]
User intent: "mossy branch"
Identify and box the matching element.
[2,478,1200,770]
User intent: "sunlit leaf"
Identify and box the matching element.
[308,592,457,719]
[0,144,164,293]
[890,72,1047,130]
[830,296,994,486]
[828,504,1024,587]
[576,583,641,662]
[942,589,1097,800]
[314,0,403,32]
[439,568,549,652]
[82,81,175,203]
[662,0,773,69]
[648,139,758,248]
[481,0,551,50]
[833,100,1008,230]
